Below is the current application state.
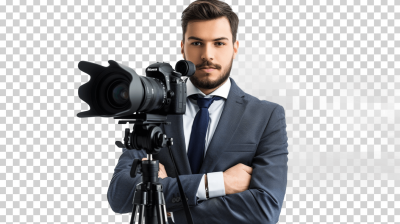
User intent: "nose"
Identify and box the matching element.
[200,43,214,61]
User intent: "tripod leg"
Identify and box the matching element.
[130,204,139,224]
[157,204,169,224]
[155,191,169,223]
[138,204,145,224]
[156,204,162,224]
[162,204,169,223]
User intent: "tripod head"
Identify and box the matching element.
[115,113,173,155]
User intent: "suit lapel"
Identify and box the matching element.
[163,77,247,175]
[198,77,246,173]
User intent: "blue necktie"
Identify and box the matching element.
[187,94,223,174]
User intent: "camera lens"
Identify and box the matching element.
[137,77,166,112]
[99,73,166,114]
[108,81,129,107]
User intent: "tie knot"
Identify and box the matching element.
[189,94,223,109]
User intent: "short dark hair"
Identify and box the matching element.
[181,0,239,45]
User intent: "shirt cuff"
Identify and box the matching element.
[207,172,226,198]
[170,173,223,222]
[196,174,207,201]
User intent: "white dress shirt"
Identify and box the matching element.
[170,77,231,222]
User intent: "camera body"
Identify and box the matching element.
[143,62,187,115]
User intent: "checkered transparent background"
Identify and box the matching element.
[1,0,399,223]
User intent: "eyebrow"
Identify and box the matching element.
[187,36,229,41]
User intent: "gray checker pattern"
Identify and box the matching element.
[0,0,399,223]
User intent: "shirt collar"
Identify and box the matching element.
[186,77,231,99]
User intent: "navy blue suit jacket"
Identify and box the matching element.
[107,77,289,224]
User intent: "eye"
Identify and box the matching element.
[190,42,226,46]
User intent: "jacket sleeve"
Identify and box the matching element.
[107,147,204,214]
[173,105,289,224]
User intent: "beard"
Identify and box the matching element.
[184,54,234,90]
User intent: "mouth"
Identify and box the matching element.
[200,68,216,73]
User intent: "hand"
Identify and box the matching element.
[223,163,253,195]
[142,158,168,179]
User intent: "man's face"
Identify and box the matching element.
[181,16,239,92]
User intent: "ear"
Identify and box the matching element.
[181,40,184,58]
[233,40,239,59]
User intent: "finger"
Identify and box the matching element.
[142,158,147,161]
[241,165,253,174]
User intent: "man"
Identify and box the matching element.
[107,1,289,223]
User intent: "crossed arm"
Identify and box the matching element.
[107,105,288,223]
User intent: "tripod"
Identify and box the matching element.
[115,113,194,224]
[130,154,169,224]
